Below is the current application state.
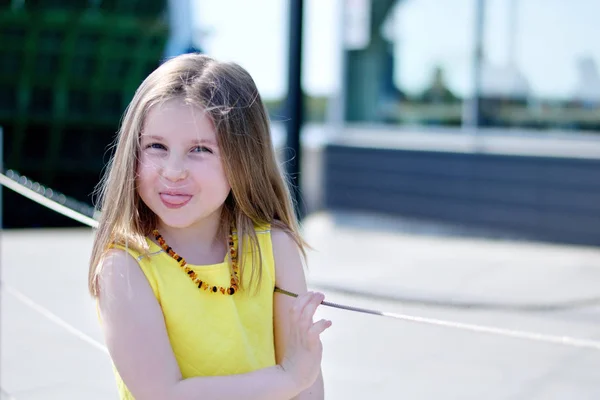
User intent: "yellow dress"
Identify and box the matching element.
[109,225,276,399]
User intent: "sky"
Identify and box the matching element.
[192,0,600,101]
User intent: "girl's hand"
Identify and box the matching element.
[279,291,332,392]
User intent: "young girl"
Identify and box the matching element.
[88,53,332,399]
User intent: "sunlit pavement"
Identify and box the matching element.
[2,211,600,399]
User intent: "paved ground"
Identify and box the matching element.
[305,212,600,399]
[1,211,600,399]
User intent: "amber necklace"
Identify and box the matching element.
[152,229,239,295]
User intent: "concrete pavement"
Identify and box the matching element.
[303,211,600,399]
[305,211,600,311]
[1,211,600,399]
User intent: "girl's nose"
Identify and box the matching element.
[160,157,188,182]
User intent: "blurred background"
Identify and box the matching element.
[1,1,600,399]
[1,0,600,245]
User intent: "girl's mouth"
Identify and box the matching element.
[159,193,192,209]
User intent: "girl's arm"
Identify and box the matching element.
[97,249,321,400]
[272,228,327,400]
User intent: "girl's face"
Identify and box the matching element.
[137,98,231,230]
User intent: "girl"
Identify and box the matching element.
[88,53,331,399]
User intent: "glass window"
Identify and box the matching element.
[345,0,600,134]
[480,0,600,132]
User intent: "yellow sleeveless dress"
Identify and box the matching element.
[110,225,276,399]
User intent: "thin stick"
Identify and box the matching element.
[274,287,600,351]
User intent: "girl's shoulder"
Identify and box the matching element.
[269,221,306,283]
[96,246,154,299]
[102,240,161,299]
[270,225,301,257]
[254,221,299,254]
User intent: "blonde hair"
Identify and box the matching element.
[88,53,305,297]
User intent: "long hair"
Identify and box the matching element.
[88,53,305,297]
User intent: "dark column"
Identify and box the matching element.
[285,0,305,219]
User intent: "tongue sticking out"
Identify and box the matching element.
[160,193,192,206]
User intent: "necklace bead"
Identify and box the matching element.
[152,229,239,295]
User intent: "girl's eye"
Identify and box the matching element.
[146,143,166,150]
[192,146,213,154]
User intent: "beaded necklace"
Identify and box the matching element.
[152,229,239,295]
